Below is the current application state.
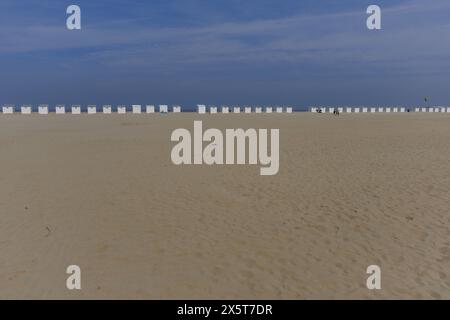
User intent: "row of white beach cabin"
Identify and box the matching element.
[312,106,450,113]
[197,105,293,114]
[0,105,182,114]
[414,107,450,113]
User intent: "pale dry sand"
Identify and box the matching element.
[0,113,449,299]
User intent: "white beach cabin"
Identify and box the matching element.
[233,107,241,113]
[56,105,65,114]
[276,107,283,113]
[286,107,293,113]
[117,105,127,114]
[244,106,252,113]
[266,107,273,113]
[221,106,230,114]
[38,104,49,115]
[21,105,32,114]
[255,107,263,113]
[103,105,112,114]
[159,105,168,113]
[346,107,352,113]
[197,104,206,114]
[72,105,81,114]
[210,106,218,114]
[146,105,155,113]
[173,105,181,113]
[2,105,14,114]
[87,105,97,114]
[132,105,142,114]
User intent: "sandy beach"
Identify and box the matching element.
[0,113,449,299]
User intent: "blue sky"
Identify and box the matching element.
[1,0,450,108]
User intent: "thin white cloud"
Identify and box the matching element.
[1,0,449,78]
